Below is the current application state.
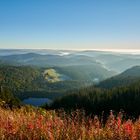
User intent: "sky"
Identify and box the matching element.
[0,0,140,50]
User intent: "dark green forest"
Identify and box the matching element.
[0,61,140,118]
[0,65,87,100]
[0,87,21,108]
[98,66,140,88]
[49,66,140,117]
[51,80,140,117]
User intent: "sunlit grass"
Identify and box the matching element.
[0,107,140,140]
[43,69,61,83]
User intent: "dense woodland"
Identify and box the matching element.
[51,80,140,117]
[0,87,20,108]
[0,65,87,100]
[98,66,140,89]
[0,64,140,118]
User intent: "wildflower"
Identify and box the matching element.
[38,114,44,121]
[48,131,54,140]
[124,120,133,135]
[28,122,34,130]
[117,117,121,129]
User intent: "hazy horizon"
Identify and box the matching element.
[1,48,140,54]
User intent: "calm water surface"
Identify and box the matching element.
[23,98,52,106]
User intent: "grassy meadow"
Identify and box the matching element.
[0,106,140,140]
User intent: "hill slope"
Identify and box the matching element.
[51,80,140,117]
[98,66,140,89]
[0,53,99,66]
[0,64,116,100]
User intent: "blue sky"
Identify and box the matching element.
[0,0,140,50]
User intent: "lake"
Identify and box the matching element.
[23,98,52,106]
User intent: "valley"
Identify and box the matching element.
[1,49,140,139]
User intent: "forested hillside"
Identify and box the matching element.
[51,80,140,117]
[0,87,21,108]
[98,66,140,89]
[0,65,90,100]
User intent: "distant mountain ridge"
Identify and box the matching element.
[1,50,140,72]
[98,66,140,89]
[0,53,116,83]
[0,53,99,66]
